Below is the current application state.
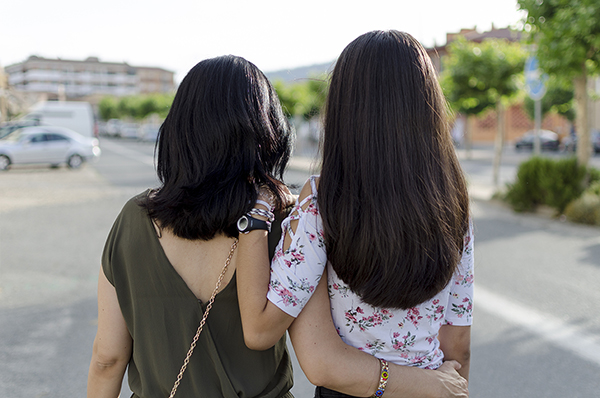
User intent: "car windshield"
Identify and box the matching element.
[0,125,19,139]
[2,128,27,142]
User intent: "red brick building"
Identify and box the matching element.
[427,26,572,144]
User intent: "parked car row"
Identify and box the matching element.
[98,119,160,142]
[514,130,561,152]
[561,130,600,154]
[514,129,600,153]
[0,126,101,171]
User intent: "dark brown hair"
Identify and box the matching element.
[141,55,293,240]
[319,30,470,309]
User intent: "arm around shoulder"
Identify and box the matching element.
[289,273,469,398]
[236,179,318,350]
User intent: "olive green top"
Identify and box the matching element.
[102,192,294,398]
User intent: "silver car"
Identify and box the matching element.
[0,126,101,170]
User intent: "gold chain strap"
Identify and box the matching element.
[168,238,239,398]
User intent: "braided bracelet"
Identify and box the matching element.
[249,207,275,222]
[372,358,389,397]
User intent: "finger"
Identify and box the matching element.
[443,360,462,370]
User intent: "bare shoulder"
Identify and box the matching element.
[298,176,319,210]
[298,180,313,200]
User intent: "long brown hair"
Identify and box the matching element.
[319,30,470,309]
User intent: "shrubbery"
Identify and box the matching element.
[504,157,554,212]
[564,181,600,226]
[504,157,600,221]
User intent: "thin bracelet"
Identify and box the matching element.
[372,358,389,397]
[255,199,274,213]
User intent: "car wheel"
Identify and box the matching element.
[67,154,84,169]
[0,155,11,171]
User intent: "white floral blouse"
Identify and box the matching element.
[267,176,474,369]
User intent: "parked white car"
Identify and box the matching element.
[0,126,101,170]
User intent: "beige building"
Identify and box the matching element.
[5,56,175,104]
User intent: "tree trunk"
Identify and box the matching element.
[574,66,590,166]
[492,101,505,188]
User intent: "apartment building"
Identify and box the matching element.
[5,56,175,103]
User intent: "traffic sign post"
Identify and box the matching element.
[525,56,547,155]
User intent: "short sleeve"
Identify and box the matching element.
[267,178,327,317]
[101,216,120,286]
[443,220,474,326]
[101,197,134,286]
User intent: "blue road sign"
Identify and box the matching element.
[525,56,547,101]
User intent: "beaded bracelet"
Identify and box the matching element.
[371,358,389,397]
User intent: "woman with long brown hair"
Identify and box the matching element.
[237,30,473,397]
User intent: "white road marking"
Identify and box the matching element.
[475,285,600,367]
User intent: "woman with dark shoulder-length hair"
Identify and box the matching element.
[87,55,296,398]
[237,30,473,398]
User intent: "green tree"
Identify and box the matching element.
[98,96,119,120]
[152,93,174,118]
[441,38,527,186]
[117,96,143,120]
[518,0,600,166]
[98,93,174,121]
[273,77,327,120]
[139,96,159,119]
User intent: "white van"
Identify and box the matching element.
[24,101,96,137]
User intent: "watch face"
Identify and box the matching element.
[237,216,249,231]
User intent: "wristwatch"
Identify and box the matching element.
[237,214,271,234]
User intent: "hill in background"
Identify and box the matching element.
[266,61,333,83]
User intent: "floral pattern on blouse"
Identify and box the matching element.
[267,176,474,369]
[266,178,326,317]
[344,306,394,333]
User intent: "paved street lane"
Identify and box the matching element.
[468,200,600,397]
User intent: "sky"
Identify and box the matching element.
[1,0,525,83]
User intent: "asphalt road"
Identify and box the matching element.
[0,137,599,397]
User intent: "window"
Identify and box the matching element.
[46,134,69,142]
[29,134,47,143]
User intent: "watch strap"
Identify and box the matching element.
[237,214,271,234]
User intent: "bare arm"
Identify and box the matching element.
[236,224,295,350]
[289,273,469,398]
[236,181,314,350]
[438,325,471,381]
[87,270,132,398]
